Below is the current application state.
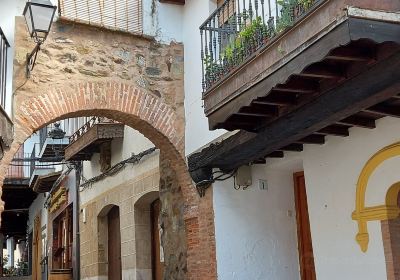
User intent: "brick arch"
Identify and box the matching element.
[0,81,216,280]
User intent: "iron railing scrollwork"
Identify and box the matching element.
[0,27,10,110]
[200,0,323,92]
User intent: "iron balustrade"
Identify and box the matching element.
[200,0,323,92]
[69,116,117,144]
[0,27,9,109]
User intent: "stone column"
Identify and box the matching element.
[159,153,187,279]
[6,237,15,268]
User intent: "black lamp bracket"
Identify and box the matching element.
[26,42,42,78]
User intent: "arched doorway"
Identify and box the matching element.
[151,199,163,280]
[107,205,122,280]
[134,191,163,280]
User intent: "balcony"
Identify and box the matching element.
[0,27,13,159]
[2,151,37,237]
[200,0,400,131]
[64,117,124,161]
[189,0,400,182]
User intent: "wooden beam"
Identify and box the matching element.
[236,105,279,118]
[316,125,350,137]
[266,151,284,158]
[297,135,325,145]
[253,94,297,106]
[363,104,400,118]
[298,64,344,79]
[188,50,400,172]
[274,79,319,94]
[280,143,304,152]
[326,47,374,62]
[337,115,376,129]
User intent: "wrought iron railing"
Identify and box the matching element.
[6,147,63,180]
[200,0,322,92]
[0,27,10,109]
[58,0,143,34]
[69,116,116,144]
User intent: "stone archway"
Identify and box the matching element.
[0,17,217,279]
[0,82,215,280]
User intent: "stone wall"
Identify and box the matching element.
[80,163,160,279]
[0,16,217,280]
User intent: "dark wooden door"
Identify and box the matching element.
[151,199,164,280]
[108,206,122,280]
[294,172,317,280]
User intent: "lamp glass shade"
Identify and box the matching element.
[23,0,56,42]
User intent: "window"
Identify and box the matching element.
[0,27,9,109]
[52,205,73,269]
[58,0,143,34]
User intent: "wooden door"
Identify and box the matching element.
[294,172,317,280]
[108,206,122,280]
[151,199,164,280]
[32,214,42,280]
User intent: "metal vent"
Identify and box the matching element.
[58,0,143,34]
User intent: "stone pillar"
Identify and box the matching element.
[6,237,15,268]
[159,152,187,279]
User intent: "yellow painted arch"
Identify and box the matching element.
[352,142,400,252]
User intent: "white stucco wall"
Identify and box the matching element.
[143,0,183,43]
[82,126,154,180]
[80,126,157,205]
[28,193,48,232]
[213,157,302,280]
[182,0,227,155]
[213,117,400,280]
[302,117,400,280]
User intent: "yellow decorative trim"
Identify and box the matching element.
[50,187,67,213]
[352,142,400,252]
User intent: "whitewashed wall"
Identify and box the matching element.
[302,117,400,280]
[213,156,302,280]
[213,116,400,280]
[28,193,48,232]
[143,0,183,43]
[182,0,227,155]
[81,126,154,181]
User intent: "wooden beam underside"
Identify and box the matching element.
[189,50,400,171]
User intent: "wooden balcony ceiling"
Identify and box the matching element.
[32,171,62,193]
[189,19,400,172]
[209,18,400,131]
[1,185,37,236]
[39,137,70,161]
[65,123,124,161]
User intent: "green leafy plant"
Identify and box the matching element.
[222,16,268,62]
[276,0,314,32]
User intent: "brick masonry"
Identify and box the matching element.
[0,17,217,279]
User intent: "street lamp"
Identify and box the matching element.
[23,0,57,77]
